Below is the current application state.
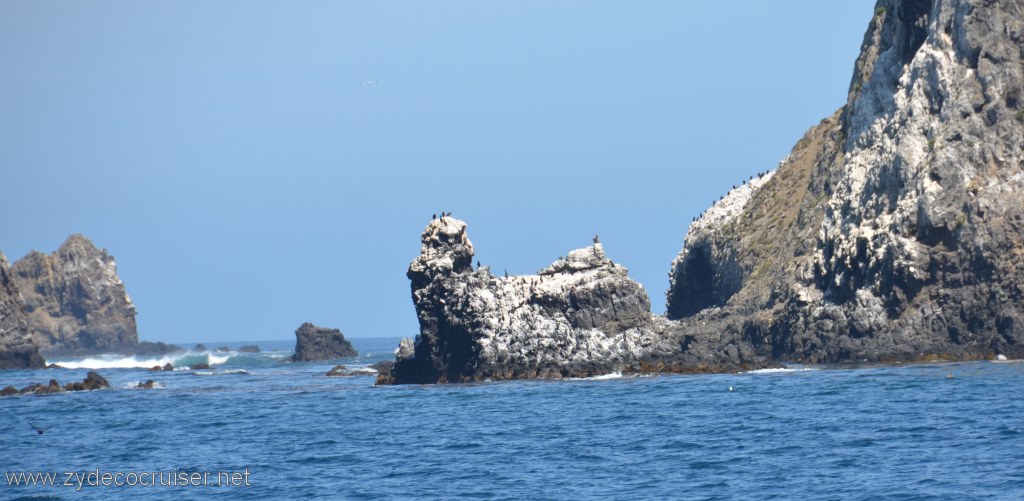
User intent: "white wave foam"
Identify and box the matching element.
[745,367,819,374]
[567,372,624,381]
[56,354,181,370]
[120,381,164,389]
[50,349,237,370]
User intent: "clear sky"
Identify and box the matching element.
[1,1,874,343]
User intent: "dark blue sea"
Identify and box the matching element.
[2,337,1023,500]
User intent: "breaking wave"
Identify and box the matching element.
[744,367,819,374]
[50,350,280,370]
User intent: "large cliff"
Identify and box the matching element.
[0,252,45,370]
[667,0,1024,363]
[10,235,142,356]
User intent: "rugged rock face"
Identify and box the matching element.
[291,323,357,362]
[666,0,1024,363]
[9,234,158,356]
[377,217,769,384]
[0,252,45,370]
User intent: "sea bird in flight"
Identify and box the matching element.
[30,423,53,435]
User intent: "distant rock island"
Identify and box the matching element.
[379,0,1024,384]
[0,234,178,363]
[291,323,357,362]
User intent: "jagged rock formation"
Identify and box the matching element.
[291,322,357,362]
[9,234,161,356]
[377,217,769,384]
[0,252,45,370]
[666,0,1024,363]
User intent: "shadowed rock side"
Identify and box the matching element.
[10,235,144,356]
[0,252,45,370]
[666,0,1024,364]
[377,218,770,384]
[291,323,357,362]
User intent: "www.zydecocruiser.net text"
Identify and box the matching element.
[5,468,251,491]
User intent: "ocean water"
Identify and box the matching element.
[2,337,1023,500]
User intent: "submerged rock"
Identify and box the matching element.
[291,323,357,362]
[237,345,261,353]
[6,371,111,396]
[192,343,208,352]
[326,365,348,377]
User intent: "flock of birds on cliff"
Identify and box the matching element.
[691,170,772,223]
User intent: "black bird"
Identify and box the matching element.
[433,213,437,220]
[30,423,52,435]
[593,234,600,244]
[477,260,481,269]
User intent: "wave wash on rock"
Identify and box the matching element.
[376,217,768,384]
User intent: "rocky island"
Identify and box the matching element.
[8,234,178,357]
[379,0,1024,384]
[291,322,358,362]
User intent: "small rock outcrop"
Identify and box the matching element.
[377,217,768,384]
[10,235,146,356]
[3,371,111,396]
[238,345,261,353]
[291,323,357,362]
[0,252,45,370]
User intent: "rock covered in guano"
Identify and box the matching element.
[376,217,767,384]
[665,0,1024,364]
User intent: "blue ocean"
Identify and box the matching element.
[2,337,1023,500]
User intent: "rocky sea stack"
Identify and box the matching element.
[9,234,152,356]
[376,217,765,385]
[291,323,357,362]
[380,0,1024,384]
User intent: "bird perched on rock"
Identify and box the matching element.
[593,234,600,244]
[432,213,437,220]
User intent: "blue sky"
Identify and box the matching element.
[1,1,874,343]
